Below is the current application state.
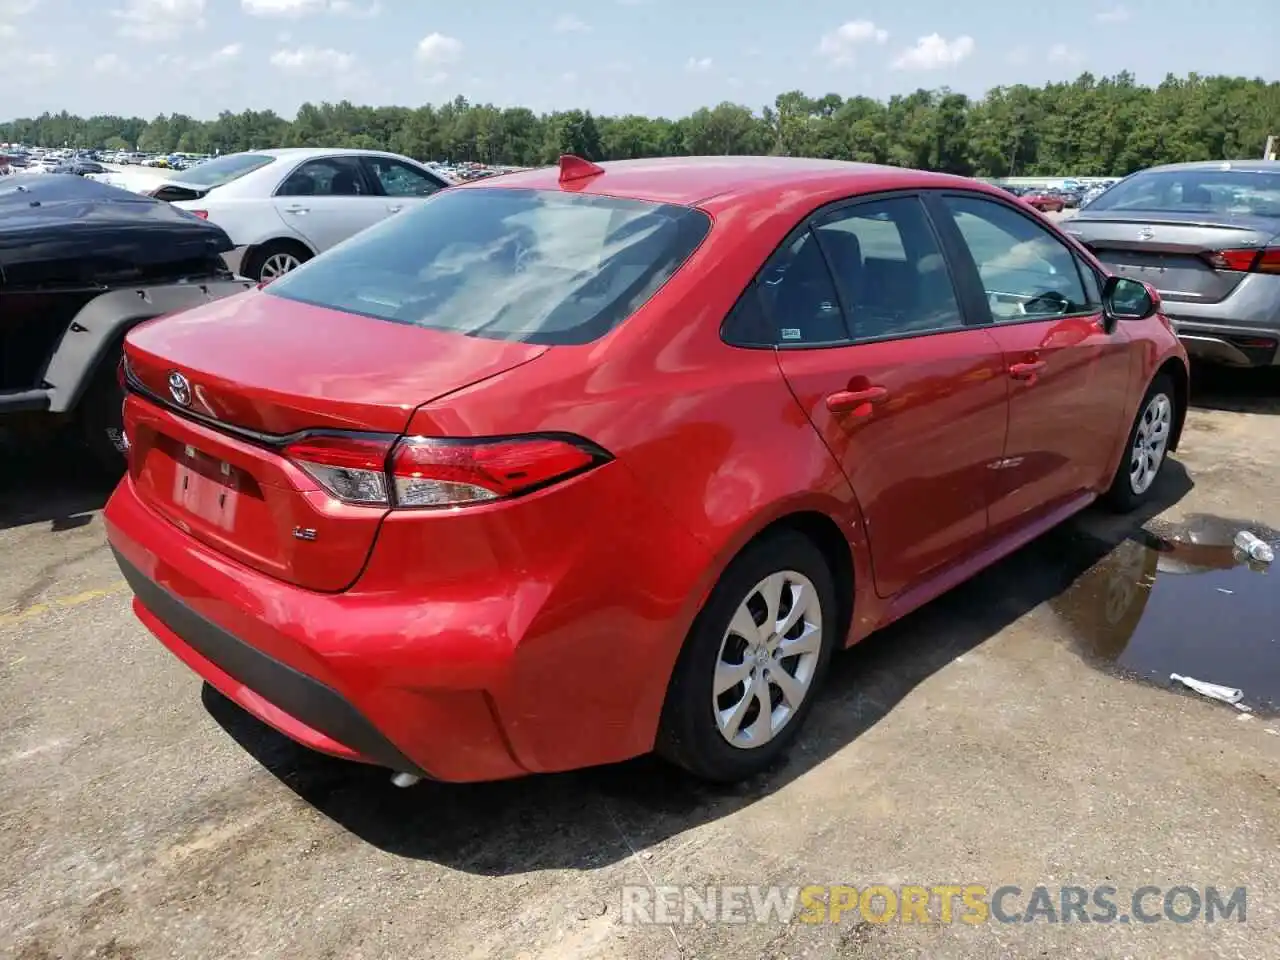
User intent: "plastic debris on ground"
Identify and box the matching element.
[1234,530,1275,564]
[1170,673,1252,712]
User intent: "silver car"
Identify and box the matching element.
[1066,160,1280,367]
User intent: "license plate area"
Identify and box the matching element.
[167,440,252,531]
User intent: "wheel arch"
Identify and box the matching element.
[241,236,316,281]
[1156,356,1189,453]
[741,511,856,650]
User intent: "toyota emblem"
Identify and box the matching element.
[168,371,192,407]
[1137,227,1155,241]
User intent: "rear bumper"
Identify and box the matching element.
[1164,318,1280,367]
[104,459,713,782]
[112,546,425,775]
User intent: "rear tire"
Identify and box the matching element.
[1103,372,1176,512]
[244,240,311,284]
[657,530,838,783]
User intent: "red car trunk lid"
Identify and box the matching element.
[122,289,547,591]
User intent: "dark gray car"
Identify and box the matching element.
[1064,160,1280,367]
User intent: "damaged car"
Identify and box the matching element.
[0,174,253,468]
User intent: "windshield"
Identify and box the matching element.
[173,152,275,188]
[1085,168,1280,218]
[265,187,712,346]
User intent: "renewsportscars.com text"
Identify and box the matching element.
[620,884,1247,926]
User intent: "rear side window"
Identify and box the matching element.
[1086,169,1280,218]
[265,187,711,345]
[170,152,275,188]
[753,230,847,345]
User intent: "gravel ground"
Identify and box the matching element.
[2,364,1278,960]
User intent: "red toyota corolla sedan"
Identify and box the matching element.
[105,156,1189,785]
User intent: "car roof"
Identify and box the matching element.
[461,155,983,206]
[245,147,409,160]
[1137,160,1280,175]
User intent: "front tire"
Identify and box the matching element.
[657,531,838,783]
[1103,373,1175,512]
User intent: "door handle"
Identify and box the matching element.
[826,386,888,413]
[284,205,309,214]
[1008,360,1046,381]
[387,204,403,213]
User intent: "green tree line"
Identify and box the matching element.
[4,72,1277,177]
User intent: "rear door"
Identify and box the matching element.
[271,155,387,252]
[753,193,1009,599]
[927,192,1135,536]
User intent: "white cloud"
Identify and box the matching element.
[330,0,379,16]
[0,22,14,37]
[891,33,975,70]
[1095,5,1129,22]
[242,0,378,17]
[270,45,355,74]
[415,32,462,65]
[242,0,323,14]
[17,49,54,69]
[157,42,242,72]
[92,52,128,74]
[112,0,205,41]
[685,56,712,72]
[817,20,888,65]
[552,14,590,33]
[560,70,577,82]
[0,0,39,15]
[1048,43,1084,66]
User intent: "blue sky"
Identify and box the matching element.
[0,0,1277,120]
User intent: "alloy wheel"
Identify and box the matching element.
[713,570,823,749]
[260,252,301,282]
[1130,392,1172,495]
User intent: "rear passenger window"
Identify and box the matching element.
[940,195,1090,321]
[814,197,963,341]
[754,229,847,345]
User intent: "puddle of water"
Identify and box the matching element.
[1049,514,1280,713]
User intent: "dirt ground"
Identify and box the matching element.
[2,365,1279,960]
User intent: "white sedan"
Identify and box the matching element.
[147,148,452,282]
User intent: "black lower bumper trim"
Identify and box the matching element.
[111,547,425,776]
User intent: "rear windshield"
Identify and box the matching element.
[264,187,712,345]
[172,152,276,188]
[1086,168,1280,217]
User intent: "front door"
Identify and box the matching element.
[928,193,1135,537]
[767,194,1009,599]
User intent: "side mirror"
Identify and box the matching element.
[1101,275,1157,327]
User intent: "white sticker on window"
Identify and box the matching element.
[781,328,801,340]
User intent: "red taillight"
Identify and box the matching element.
[283,433,609,508]
[189,209,209,219]
[284,435,394,505]
[1203,247,1280,274]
